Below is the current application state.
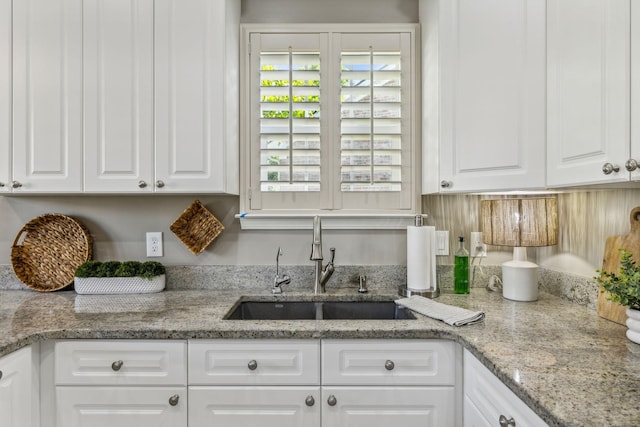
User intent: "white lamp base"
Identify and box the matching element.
[501,247,539,302]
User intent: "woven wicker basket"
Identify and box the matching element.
[170,200,224,255]
[11,214,93,292]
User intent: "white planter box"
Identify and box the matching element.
[74,275,165,294]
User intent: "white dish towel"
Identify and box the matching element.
[395,295,485,326]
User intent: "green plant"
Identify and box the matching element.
[595,249,640,310]
[115,261,142,278]
[75,260,165,280]
[74,260,102,278]
[139,261,166,279]
[96,261,121,278]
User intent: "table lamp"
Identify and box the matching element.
[480,197,558,301]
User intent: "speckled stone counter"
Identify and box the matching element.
[0,288,637,427]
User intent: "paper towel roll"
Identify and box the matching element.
[407,226,436,291]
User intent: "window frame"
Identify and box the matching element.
[239,23,421,229]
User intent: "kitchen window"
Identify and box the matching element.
[239,24,419,228]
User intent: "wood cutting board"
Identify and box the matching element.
[596,206,640,325]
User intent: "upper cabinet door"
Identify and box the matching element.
[630,1,640,180]
[547,0,631,187]
[155,0,240,194]
[421,0,546,194]
[83,0,154,193]
[0,0,10,192]
[13,0,83,193]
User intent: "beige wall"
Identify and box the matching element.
[2,189,640,277]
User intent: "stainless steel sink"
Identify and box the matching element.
[225,300,416,320]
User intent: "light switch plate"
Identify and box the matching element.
[435,230,449,256]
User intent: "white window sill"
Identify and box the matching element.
[235,213,420,230]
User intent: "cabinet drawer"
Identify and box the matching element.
[57,386,187,427]
[188,339,320,385]
[464,350,547,427]
[322,339,456,386]
[55,340,187,386]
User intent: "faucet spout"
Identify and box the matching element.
[310,216,323,261]
[309,216,336,293]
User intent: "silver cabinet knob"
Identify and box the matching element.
[156,180,165,188]
[11,181,22,189]
[602,163,620,175]
[327,395,337,406]
[305,395,315,407]
[111,360,123,371]
[384,360,395,371]
[138,180,147,188]
[247,360,258,370]
[499,415,516,426]
[626,159,639,172]
[440,180,452,188]
[0,370,3,380]
[0,182,4,187]
[169,394,179,406]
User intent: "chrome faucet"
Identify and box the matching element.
[272,247,291,294]
[310,216,335,294]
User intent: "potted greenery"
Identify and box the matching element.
[74,260,166,294]
[595,249,640,344]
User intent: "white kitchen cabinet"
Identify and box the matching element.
[421,0,546,193]
[188,340,320,426]
[154,0,240,194]
[12,0,83,193]
[83,0,155,193]
[547,0,636,187]
[322,386,455,427]
[322,339,460,426]
[463,349,547,427]
[0,0,9,193]
[57,387,186,427]
[53,340,187,427]
[0,345,39,427]
[189,386,320,427]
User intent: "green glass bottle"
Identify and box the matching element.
[454,236,470,294]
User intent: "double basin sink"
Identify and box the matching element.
[225,300,416,320]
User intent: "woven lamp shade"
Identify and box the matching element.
[481,197,558,247]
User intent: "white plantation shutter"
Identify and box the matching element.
[340,50,403,192]
[259,51,322,192]
[246,28,415,213]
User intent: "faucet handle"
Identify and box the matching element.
[328,247,336,264]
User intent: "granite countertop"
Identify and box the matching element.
[0,288,637,427]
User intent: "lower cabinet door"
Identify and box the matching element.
[463,395,492,427]
[56,386,187,427]
[189,386,320,427]
[322,386,455,427]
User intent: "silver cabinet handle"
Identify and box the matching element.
[305,395,315,407]
[111,360,123,371]
[327,395,337,406]
[499,415,516,426]
[626,159,639,172]
[169,394,179,406]
[11,181,22,189]
[602,163,620,175]
[156,180,165,188]
[138,180,147,188]
[247,360,258,370]
[384,360,395,371]
[440,180,452,188]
